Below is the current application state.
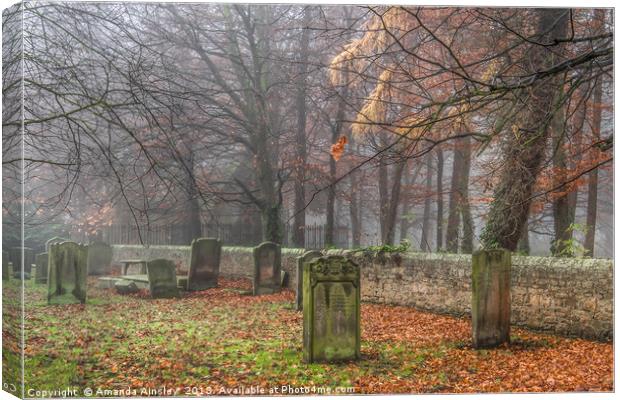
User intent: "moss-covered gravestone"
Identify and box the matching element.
[47,242,88,304]
[8,246,36,274]
[296,250,323,311]
[2,251,8,280]
[253,241,281,295]
[472,249,511,348]
[87,241,113,276]
[45,237,69,252]
[303,255,360,363]
[187,238,221,291]
[35,252,48,284]
[146,259,179,298]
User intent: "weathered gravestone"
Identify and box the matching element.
[146,259,179,298]
[2,251,8,281]
[8,246,36,274]
[45,237,69,252]
[296,250,323,311]
[35,253,48,284]
[187,238,221,291]
[303,255,360,363]
[253,241,281,295]
[472,249,511,348]
[87,241,113,276]
[47,242,88,304]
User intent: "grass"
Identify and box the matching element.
[1,277,614,396]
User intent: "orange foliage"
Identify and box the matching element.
[330,136,348,161]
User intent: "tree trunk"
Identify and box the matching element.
[446,145,463,252]
[383,160,406,245]
[378,161,389,243]
[292,7,311,248]
[585,75,604,255]
[550,95,574,256]
[420,155,433,252]
[436,148,444,251]
[480,8,569,251]
[517,217,530,255]
[460,135,474,253]
[349,172,362,247]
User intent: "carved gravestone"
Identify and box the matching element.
[146,259,179,298]
[35,253,48,284]
[472,249,511,348]
[2,251,8,280]
[252,242,281,295]
[303,255,360,363]
[45,237,69,252]
[8,246,36,274]
[296,250,323,311]
[187,238,221,291]
[87,241,113,276]
[47,242,88,304]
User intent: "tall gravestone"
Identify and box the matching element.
[47,242,88,304]
[2,251,8,281]
[187,238,221,291]
[46,237,69,252]
[87,241,113,276]
[252,242,281,295]
[472,249,511,348]
[35,253,48,284]
[303,255,360,363]
[8,246,36,274]
[296,250,323,311]
[146,259,179,298]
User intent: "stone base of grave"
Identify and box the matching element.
[115,280,139,295]
[97,277,121,289]
[177,276,188,290]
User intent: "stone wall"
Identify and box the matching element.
[110,245,613,341]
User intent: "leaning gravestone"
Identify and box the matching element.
[34,253,48,284]
[187,238,221,291]
[47,241,88,304]
[2,251,8,281]
[296,250,323,311]
[87,241,113,276]
[8,247,36,274]
[472,249,511,348]
[303,255,360,363]
[45,237,69,252]
[252,241,281,295]
[146,259,178,298]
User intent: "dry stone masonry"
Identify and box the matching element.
[109,245,613,340]
[87,241,113,276]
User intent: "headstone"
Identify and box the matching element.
[7,262,14,279]
[472,249,511,348]
[187,238,221,291]
[2,251,9,280]
[35,253,48,284]
[115,280,139,295]
[252,242,281,295]
[146,259,178,298]
[47,241,88,304]
[296,250,323,311]
[87,241,113,276]
[45,237,69,252]
[8,246,36,274]
[303,255,360,363]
